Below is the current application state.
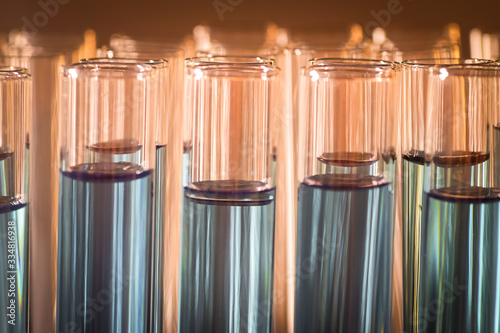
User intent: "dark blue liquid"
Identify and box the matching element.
[417,187,500,333]
[295,174,394,333]
[179,180,276,333]
[57,162,154,333]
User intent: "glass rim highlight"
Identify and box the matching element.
[185,58,279,78]
[305,58,395,78]
[80,57,168,66]
[186,55,276,67]
[0,66,29,78]
[402,58,493,67]
[63,59,158,77]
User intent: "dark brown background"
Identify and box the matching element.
[2,0,500,55]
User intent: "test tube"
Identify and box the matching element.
[280,43,365,331]
[57,59,157,332]
[295,59,397,332]
[185,55,288,332]
[417,62,500,332]
[0,67,30,333]
[1,53,64,333]
[179,57,279,333]
[80,56,167,333]
[401,58,491,332]
[110,39,186,330]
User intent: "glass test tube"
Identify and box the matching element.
[57,60,157,333]
[179,58,279,333]
[81,57,168,333]
[0,67,30,333]
[417,62,499,332]
[295,59,397,332]
[185,55,288,332]
[111,38,186,332]
[1,53,64,333]
[280,42,365,332]
[401,58,491,333]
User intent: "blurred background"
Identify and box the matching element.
[1,0,500,55]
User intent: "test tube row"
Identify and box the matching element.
[1,24,500,333]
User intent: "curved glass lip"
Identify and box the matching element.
[0,66,30,79]
[80,57,167,68]
[64,58,158,75]
[305,58,395,76]
[186,56,279,77]
[403,58,500,76]
[308,58,394,67]
[402,58,493,67]
[186,64,280,77]
[186,56,276,67]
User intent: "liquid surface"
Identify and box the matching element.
[318,152,378,167]
[430,152,489,190]
[179,180,275,333]
[57,163,153,333]
[316,150,396,181]
[417,187,500,333]
[87,139,143,164]
[295,173,394,333]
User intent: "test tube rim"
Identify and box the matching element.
[304,58,395,78]
[402,57,492,67]
[186,55,276,67]
[63,60,157,77]
[185,60,279,78]
[0,66,30,79]
[79,57,168,69]
[308,57,393,67]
